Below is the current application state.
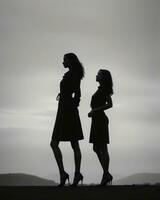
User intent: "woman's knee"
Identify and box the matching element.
[93,144,98,153]
[71,141,81,157]
[101,144,108,154]
[93,144,102,153]
[71,140,79,150]
[50,140,59,150]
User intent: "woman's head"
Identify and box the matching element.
[96,69,113,95]
[63,53,84,79]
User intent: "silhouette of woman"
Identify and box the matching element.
[50,53,84,187]
[88,69,113,186]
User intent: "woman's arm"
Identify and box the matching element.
[88,96,113,117]
[73,79,81,107]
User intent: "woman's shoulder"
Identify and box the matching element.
[63,71,81,85]
[63,71,72,79]
[97,87,112,99]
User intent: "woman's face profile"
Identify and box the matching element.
[96,70,103,82]
[62,56,70,68]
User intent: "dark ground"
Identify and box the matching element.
[0,186,160,200]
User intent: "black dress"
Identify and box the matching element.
[51,71,84,141]
[89,86,110,145]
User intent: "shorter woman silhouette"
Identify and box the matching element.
[88,69,113,186]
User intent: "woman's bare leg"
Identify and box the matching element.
[71,140,82,174]
[93,144,109,173]
[93,144,105,172]
[101,144,110,173]
[50,140,65,175]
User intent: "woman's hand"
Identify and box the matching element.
[56,93,60,101]
[88,102,113,117]
[88,110,95,118]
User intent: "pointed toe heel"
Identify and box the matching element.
[100,172,113,186]
[71,172,84,187]
[58,172,70,187]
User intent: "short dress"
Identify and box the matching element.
[89,86,110,145]
[51,71,84,141]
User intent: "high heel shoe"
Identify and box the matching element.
[71,172,83,187]
[58,172,70,187]
[100,172,113,186]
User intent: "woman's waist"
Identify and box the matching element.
[91,103,106,109]
[58,94,77,108]
[92,110,108,117]
[60,95,73,100]
[92,112,109,121]
[56,93,73,101]
[94,110,106,115]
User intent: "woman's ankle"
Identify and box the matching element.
[60,170,66,176]
[75,171,81,175]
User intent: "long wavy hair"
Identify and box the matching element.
[64,53,85,80]
[100,69,113,95]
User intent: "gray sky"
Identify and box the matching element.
[0,0,160,183]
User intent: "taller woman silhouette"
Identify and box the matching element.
[88,69,113,186]
[50,53,84,186]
